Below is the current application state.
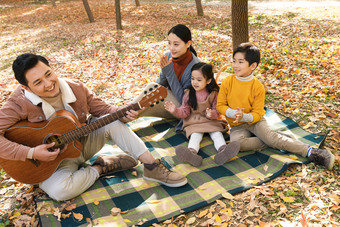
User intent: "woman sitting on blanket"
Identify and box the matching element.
[164,62,240,167]
[134,24,200,131]
[216,42,335,170]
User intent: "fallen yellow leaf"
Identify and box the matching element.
[216,214,222,223]
[65,203,77,211]
[221,192,234,200]
[291,186,299,191]
[259,220,273,227]
[146,200,160,204]
[111,207,121,216]
[73,212,83,221]
[198,209,208,218]
[282,196,295,203]
[288,155,298,160]
[186,217,196,225]
[30,215,35,225]
[300,210,308,227]
[26,186,34,194]
[61,212,72,219]
[216,199,226,208]
[198,185,207,190]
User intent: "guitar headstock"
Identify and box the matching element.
[139,85,168,108]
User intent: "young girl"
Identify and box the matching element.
[165,62,240,167]
[134,24,200,131]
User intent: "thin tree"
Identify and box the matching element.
[135,0,140,7]
[51,0,56,7]
[82,0,94,23]
[115,0,122,30]
[231,0,249,50]
[195,0,204,16]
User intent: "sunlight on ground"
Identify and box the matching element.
[250,0,340,9]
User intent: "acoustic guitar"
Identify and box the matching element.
[0,85,167,184]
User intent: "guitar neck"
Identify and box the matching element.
[62,103,141,143]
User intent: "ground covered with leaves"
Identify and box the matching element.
[0,0,339,226]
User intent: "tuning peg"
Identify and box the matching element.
[156,101,159,104]
[161,99,165,102]
[149,88,153,92]
[154,84,159,88]
[144,90,147,94]
[150,104,154,107]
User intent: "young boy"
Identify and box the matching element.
[216,42,335,170]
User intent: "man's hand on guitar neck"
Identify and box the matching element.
[120,109,141,123]
[31,142,61,162]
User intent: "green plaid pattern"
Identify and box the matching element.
[36,108,326,226]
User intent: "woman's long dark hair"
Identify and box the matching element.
[187,62,219,110]
[168,24,197,57]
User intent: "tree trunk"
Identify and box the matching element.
[115,0,123,30]
[51,0,56,7]
[135,0,140,7]
[195,0,204,16]
[231,0,249,50]
[82,0,94,23]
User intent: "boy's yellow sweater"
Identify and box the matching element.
[216,74,265,127]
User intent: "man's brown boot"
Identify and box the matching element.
[143,159,188,187]
[93,154,138,175]
[175,146,203,167]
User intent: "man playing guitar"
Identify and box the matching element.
[0,53,187,201]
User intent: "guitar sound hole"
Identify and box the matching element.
[44,134,66,152]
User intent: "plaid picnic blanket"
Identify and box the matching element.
[36,108,326,226]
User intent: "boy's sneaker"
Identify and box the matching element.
[93,154,138,175]
[214,141,240,165]
[175,146,202,167]
[308,148,335,170]
[143,159,188,187]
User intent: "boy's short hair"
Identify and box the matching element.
[233,42,261,67]
[12,53,50,86]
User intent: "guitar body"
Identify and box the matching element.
[0,110,82,184]
[0,85,167,185]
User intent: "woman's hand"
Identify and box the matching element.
[160,55,172,69]
[164,101,176,113]
[233,107,245,124]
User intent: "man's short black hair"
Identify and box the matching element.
[12,53,50,86]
